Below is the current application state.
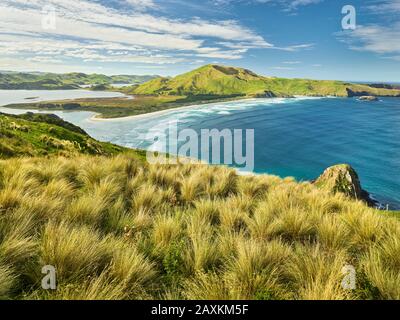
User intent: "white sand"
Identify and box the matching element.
[89,97,255,122]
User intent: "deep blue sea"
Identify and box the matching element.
[2,94,400,209]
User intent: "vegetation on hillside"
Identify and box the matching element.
[0,152,399,300]
[0,112,128,158]
[133,64,400,98]
[132,65,268,96]
[0,72,157,90]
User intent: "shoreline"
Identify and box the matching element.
[89,95,330,122]
[89,97,257,122]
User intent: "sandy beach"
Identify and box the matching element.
[89,97,257,122]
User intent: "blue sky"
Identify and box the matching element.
[0,0,399,81]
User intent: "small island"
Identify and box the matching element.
[358,96,379,101]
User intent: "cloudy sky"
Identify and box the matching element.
[0,0,399,81]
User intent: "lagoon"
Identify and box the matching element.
[0,89,125,106]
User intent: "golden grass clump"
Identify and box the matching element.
[107,238,158,295]
[38,221,110,282]
[0,265,16,300]
[361,235,400,299]
[0,154,399,300]
[286,245,352,300]
[225,239,292,299]
[25,270,129,300]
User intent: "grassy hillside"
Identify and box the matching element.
[0,154,399,300]
[0,72,157,90]
[133,65,270,96]
[133,65,272,97]
[0,112,129,158]
[133,64,400,98]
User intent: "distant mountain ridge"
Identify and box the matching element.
[133,64,400,98]
[0,72,158,90]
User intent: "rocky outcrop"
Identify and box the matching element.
[358,96,379,101]
[314,164,377,207]
[264,90,277,98]
[369,83,400,90]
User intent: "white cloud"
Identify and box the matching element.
[0,0,276,72]
[283,61,301,64]
[337,2,400,61]
[213,0,324,11]
[339,24,400,56]
[124,0,157,10]
[271,66,294,70]
[0,57,101,73]
[287,0,322,9]
[0,0,316,73]
[27,56,63,64]
[272,43,314,52]
[366,0,400,14]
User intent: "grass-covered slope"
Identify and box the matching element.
[0,72,157,90]
[134,64,400,98]
[0,112,126,158]
[133,65,271,96]
[0,155,399,300]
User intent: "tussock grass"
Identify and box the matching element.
[184,271,231,300]
[25,270,129,300]
[248,201,277,240]
[132,184,163,213]
[153,214,183,250]
[193,199,220,225]
[361,235,400,299]
[0,155,399,300]
[286,246,351,300]
[269,207,316,243]
[0,265,16,300]
[39,222,110,282]
[226,239,292,299]
[107,238,158,295]
[185,214,219,273]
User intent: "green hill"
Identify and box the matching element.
[133,65,270,96]
[133,64,400,98]
[0,72,157,90]
[0,112,129,158]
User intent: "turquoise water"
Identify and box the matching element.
[1,95,400,209]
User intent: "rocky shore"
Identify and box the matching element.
[314,164,379,208]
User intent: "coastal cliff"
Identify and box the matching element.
[315,164,377,207]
